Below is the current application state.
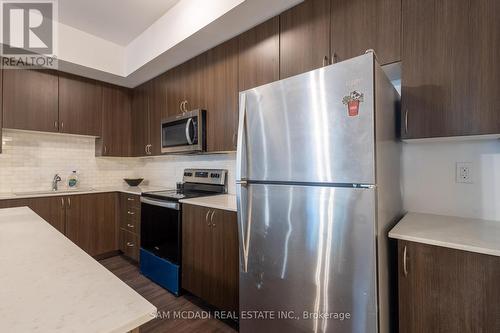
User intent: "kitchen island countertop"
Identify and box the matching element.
[0,207,156,333]
[389,212,500,257]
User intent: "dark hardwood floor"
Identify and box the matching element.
[99,255,238,333]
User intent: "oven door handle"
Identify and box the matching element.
[140,197,180,210]
[185,118,194,145]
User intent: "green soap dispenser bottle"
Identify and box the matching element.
[68,171,79,188]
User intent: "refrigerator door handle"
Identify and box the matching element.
[237,184,251,273]
[236,93,247,181]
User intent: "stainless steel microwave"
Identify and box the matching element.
[161,109,206,154]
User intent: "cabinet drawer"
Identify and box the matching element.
[119,228,139,261]
[122,194,140,210]
[120,208,140,233]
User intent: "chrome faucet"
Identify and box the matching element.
[52,174,62,191]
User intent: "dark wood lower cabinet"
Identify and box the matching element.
[182,204,239,313]
[398,240,500,333]
[0,196,65,233]
[65,193,118,257]
[118,193,141,261]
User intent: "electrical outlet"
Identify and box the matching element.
[456,162,473,184]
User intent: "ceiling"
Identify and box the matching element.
[58,0,180,46]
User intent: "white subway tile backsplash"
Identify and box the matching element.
[0,130,236,194]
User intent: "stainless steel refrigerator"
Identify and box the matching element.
[236,53,402,333]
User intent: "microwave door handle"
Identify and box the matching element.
[185,118,194,145]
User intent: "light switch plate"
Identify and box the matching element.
[456,162,473,184]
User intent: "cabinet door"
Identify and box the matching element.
[28,196,66,234]
[119,228,140,261]
[280,0,331,79]
[3,69,59,132]
[238,17,280,91]
[0,197,65,233]
[206,38,239,152]
[59,74,103,136]
[182,204,212,301]
[65,194,118,256]
[131,81,152,156]
[182,53,207,111]
[402,0,500,138]
[166,66,184,118]
[100,84,132,157]
[210,209,239,312]
[398,241,500,333]
[150,74,168,155]
[330,0,401,65]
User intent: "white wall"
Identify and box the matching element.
[402,139,500,221]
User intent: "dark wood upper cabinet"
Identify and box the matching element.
[402,0,500,139]
[165,66,184,118]
[398,241,500,332]
[280,0,331,79]
[181,53,207,111]
[330,0,401,65]
[3,69,59,133]
[131,81,152,156]
[238,17,280,92]
[206,38,239,152]
[99,84,132,157]
[59,74,102,136]
[149,73,168,155]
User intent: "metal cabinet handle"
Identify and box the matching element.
[61,197,64,208]
[403,245,409,276]
[126,242,134,247]
[210,210,216,228]
[127,223,134,228]
[54,121,58,129]
[404,109,409,134]
[104,145,107,154]
[67,197,71,208]
[61,122,64,131]
[127,211,135,215]
[322,56,329,67]
[331,52,338,64]
[144,145,148,154]
[206,209,211,226]
[127,197,135,201]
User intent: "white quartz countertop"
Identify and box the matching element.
[389,212,500,257]
[0,185,171,200]
[180,194,237,212]
[0,207,156,333]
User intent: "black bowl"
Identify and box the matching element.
[124,178,144,187]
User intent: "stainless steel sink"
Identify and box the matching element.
[13,188,95,196]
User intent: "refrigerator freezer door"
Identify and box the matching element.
[237,54,375,184]
[237,183,377,333]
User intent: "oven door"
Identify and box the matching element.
[140,197,181,265]
[161,109,206,154]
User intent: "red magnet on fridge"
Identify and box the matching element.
[342,91,364,117]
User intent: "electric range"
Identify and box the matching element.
[139,169,228,296]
